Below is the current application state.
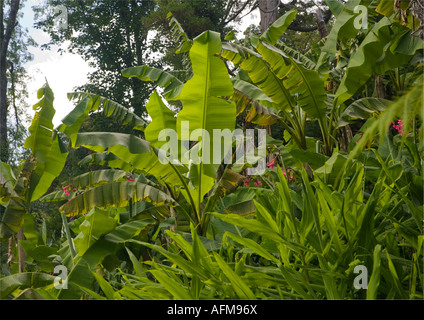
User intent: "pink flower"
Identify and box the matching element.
[391,120,404,136]
[62,186,71,197]
[128,177,135,182]
[267,157,276,169]
[243,180,249,187]
[280,167,295,182]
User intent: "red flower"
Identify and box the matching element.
[128,177,135,182]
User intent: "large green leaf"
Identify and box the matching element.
[256,41,328,122]
[176,30,236,138]
[29,132,68,202]
[24,84,55,164]
[174,31,237,216]
[335,17,423,105]
[0,273,57,299]
[60,181,175,217]
[73,208,118,256]
[144,90,177,148]
[316,0,362,71]
[23,83,68,202]
[259,9,297,46]
[0,157,36,238]
[238,53,295,112]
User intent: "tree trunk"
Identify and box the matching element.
[0,58,8,162]
[130,0,148,117]
[315,7,328,38]
[259,0,279,160]
[374,76,385,98]
[259,0,280,33]
[0,0,21,163]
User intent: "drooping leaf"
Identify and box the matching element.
[167,12,193,53]
[60,181,175,217]
[75,132,186,185]
[323,0,344,17]
[337,97,390,128]
[122,66,185,100]
[0,161,16,204]
[316,0,363,71]
[275,41,317,70]
[68,169,128,189]
[65,92,146,136]
[232,79,282,125]
[238,53,295,112]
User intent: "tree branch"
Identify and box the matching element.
[224,0,257,26]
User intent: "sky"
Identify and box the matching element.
[19,0,260,127]
[21,0,94,127]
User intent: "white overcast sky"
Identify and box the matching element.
[20,0,261,127]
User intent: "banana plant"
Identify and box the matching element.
[217,9,334,156]
[55,30,245,237]
[0,83,68,241]
[124,31,244,235]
